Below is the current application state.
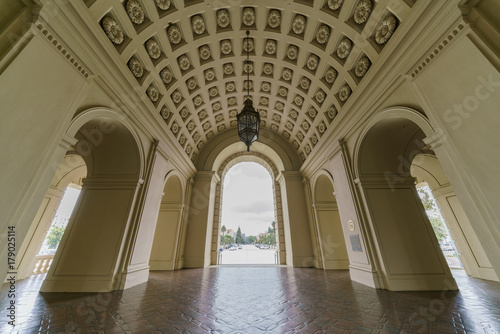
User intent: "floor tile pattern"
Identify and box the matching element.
[1,268,499,333]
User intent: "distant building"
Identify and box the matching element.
[225,229,236,241]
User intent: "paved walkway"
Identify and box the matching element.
[220,244,277,264]
[1,268,499,333]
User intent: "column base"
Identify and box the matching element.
[120,265,150,290]
[40,276,115,292]
[324,260,349,270]
[382,275,458,291]
[149,260,175,271]
[292,256,316,267]
[183,257,205,268]
[349,265,382,289]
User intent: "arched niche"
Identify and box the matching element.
[411,154,498,282]
[311,173,349,270]
[74,118,141,177]
[354,107,458,291]
[314,173,336,203]
[40,109,146,292]
[150,172,186,271]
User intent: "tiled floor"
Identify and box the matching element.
[1,267,499,333]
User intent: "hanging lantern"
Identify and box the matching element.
[237,98,260,152]
[237,31,260,152]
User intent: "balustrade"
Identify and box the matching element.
[32,254,54,274]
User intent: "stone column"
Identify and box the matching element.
[302,177,323,269]
[175,178,194,269]
[356,176,458,291]
[40,176,142,292]
[312,200,349,270]
[278,171,314,267]
[16,186,64,280]
[432,184,498,281]
[183,171,219,268]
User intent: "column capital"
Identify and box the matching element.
[82,176,142,189]
[195,171,216,179]
[423,129,447,150]
[279,171,303,181]
[59,133,78,151]
[194,171,220,185]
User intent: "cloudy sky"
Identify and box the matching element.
[220,162,275,236]
[55,187,80,219]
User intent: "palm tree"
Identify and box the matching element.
[220,225,226,246]
[271,221,276,249]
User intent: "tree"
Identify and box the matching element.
[221,225,226,235]
[417,186,448,244]
[236,226,243,244]
[224,235,234,244]
[46,225,65,249]
[417,188,434,211]
[430,216,447,243]
[271,221,276,234]
[247,235,256,244]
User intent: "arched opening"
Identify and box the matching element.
[39,116,144,292]
[207,151,289,266]
[149,173,185,271]
[15,154,86,280]
[411,154,498,281]
[356,115,458,291]
[218,162,278,265]
[184,135,314,269]
[312,174,349,270]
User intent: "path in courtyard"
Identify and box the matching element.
[220,244,277,264]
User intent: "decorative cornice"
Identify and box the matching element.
[34,18,91,79]
[409,20,467,80]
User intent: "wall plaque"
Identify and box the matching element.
[350,234,362,252]
[347,219,355,231]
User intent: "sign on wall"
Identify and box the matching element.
[350,234,362,252]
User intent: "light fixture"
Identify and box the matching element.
[237,30,260,152]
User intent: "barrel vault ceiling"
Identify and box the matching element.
[86,0,416,163]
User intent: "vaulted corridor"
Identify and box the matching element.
[2,0,500,333]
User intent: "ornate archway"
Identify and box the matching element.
[40,108,147,292]
[353,107,458,291]
[210,151,286,265]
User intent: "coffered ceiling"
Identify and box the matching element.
[85,0,415,163]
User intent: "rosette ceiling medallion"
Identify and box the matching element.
[95,0,407,163]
